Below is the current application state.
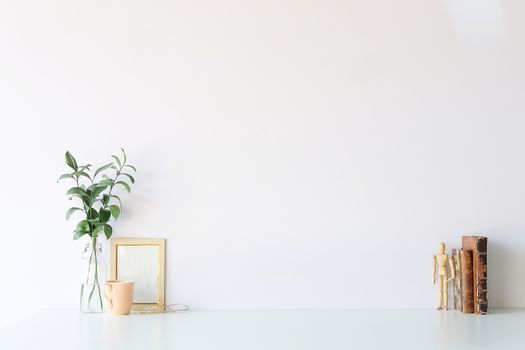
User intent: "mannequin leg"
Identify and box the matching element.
[443,276,449,310]
[437,277,443,310]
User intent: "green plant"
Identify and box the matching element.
[58,148,136,241]
[58,148,136,311]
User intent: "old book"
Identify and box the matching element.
[462,236,488,314]
[452,248,474,313]
[459,249,474,313]
[451,249,462,311]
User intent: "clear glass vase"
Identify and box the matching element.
[80,236,107,313]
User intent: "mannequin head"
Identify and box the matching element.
[439,242,445,254]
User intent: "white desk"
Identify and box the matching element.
[0,309,523,349]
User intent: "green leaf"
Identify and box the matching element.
[123,164,136,172]
[76,219,90,232]
[99,208,111,223]
[96,179,113,188]
[121,148,127,164]
[71,171,91,180]
[109,205,120,220]
[87,218,101,225]
[81,195,91,207]
[91,186,107,198]
[57,173,74,182]
[104,224,113,239]
[102,194,110,205]
[94,163,113,178]
[87,208,99,220]
[78,164,92,171]
[115,181,131,193]
[73,230,89,240]
[93,225,105,237]
[67,187,87,197]
[111,195,122,209]
[66,207,83,220]
[65,151,78,171]
[93,180,111,191]
[111,155,122,168]
[121,173,135,184]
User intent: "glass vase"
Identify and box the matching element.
[80,236,107,313]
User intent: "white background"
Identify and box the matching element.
[1,0,524,327]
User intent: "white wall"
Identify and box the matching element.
[1,0,524,327]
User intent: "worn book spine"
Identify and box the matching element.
[451,249,462,311]
[460,249,474,313]
[462,236,488,315]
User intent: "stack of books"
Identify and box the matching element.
[452,236,488,315]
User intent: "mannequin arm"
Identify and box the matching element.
[432,255,436,284]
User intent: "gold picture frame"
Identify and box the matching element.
[110,238,165,311]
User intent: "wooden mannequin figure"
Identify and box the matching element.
[432,242,455,310]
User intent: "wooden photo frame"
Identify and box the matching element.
[110,238,165,311]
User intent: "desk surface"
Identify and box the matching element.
[0,309,523,350]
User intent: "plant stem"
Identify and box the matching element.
[85,246,94,285]
[87,235,103,311]
[105,167,122,206]
[95,244,103,310]
[87,238,96,306]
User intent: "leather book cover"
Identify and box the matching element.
[451,249,462,311]
[462,236,488,314]
[459,249,474,313]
